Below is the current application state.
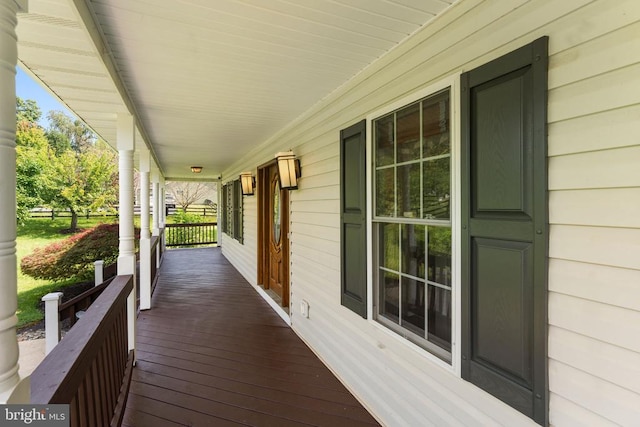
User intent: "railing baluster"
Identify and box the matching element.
[81,389,88,427]
[90,360,101,425]
[165,222,217,247]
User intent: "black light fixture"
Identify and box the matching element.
[191,166,203,173]
[275,151,301,190]
[240,171,255,196]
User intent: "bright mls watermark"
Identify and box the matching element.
[1,405,69,426]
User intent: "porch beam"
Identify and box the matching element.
[0,0,26,404]
[116,114,137,356]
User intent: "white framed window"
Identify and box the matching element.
[367,76,460,367]
[222,180,243,243]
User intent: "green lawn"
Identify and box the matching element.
[16,216,118,327]
[15,213,215,327]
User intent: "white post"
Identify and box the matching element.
[117,114,137,357]
[0,0,28,404]
[139,149,151,310]
[151,174,161,267]
[160,179,166,229]
[94,260,104,286]
[151,173,160,237]
[160,178,166,255]
[41,293,63,355]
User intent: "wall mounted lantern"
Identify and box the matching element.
[275,151,301,190]
[190,166,203,173]
[240,171,255,196]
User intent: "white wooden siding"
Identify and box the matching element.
[548,105,640,156]
[222,0,640,425]
[549,395,620,427]
[219,194,257,286]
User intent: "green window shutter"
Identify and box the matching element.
[461,37,548,425]
[221,183,228,235]
[233,179,243,243]
[340,120,368,318]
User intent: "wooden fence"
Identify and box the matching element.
[29,206,217,219]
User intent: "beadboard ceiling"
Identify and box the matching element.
[17,0,456,180]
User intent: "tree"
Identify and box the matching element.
[14,100,119,229]
[46,110,95,153]
[42,142,118,231]
[45,128,72,156]
[16,96,42,124]
[167,181,213,212]
[15,121,51,223]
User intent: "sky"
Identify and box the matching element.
[16,67,73,127]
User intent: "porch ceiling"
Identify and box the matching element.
[17,0,456,180]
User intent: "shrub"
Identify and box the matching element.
[20,223,139,282]
[172,211,203,224]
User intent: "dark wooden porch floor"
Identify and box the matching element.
[123,247,380,427]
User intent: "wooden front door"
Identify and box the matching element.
[258,162,289,307]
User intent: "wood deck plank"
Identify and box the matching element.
[122,410,183,427]
[132,360,376,423]
[135,337,345,384]
[126,394,245,427]
[124,248,379,426]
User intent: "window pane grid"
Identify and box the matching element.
[426,280,451,291]
[375,222,451,355]
[374,95,451,222]
[372,218,451,227]
[373,87,452,362]
[424,153,450,162]
[381,266,438,287]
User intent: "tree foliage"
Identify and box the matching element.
[20,224,138,281]
[16,97,42,124]
[43,143,118,231]
[46,110,95,153]
[171,211,204,224]
[45,128,72,156]
[15,121,51,223]
[15,98,119,229]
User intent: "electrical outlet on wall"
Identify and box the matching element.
[300,300,309,318]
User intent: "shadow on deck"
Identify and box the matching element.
[124,247,379,426]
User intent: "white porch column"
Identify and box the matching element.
[0,0,28,404]
[151,172,160,237]
[159,177,166,254]
[139,149,151,310]
[160,177,166,228]
[117,114,137,355]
